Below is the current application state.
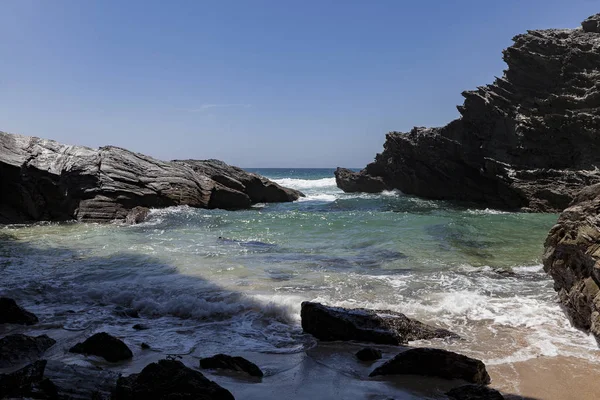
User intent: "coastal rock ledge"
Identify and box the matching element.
[0,131,303,224]
[336,13,600,212]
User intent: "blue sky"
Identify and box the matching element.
[1,1,597,167]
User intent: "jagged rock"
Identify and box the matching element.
[0,132,303,224]
[0,334,56,367]
[0,297,39,325]
[114,359,235,400]
[543,183,600,342]
[446,384,504,400]
[300,301,458,345]
[199,354,263,377]
[334,167,389,193]
[0,360,58,399]
[125,206,150,225]
[369,348,490,384]
[44,360,119,399]
[69,332,133,362]
[355,347,382,361]
[336,14,600,212]
[582,13,600,33]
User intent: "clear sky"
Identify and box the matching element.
[1,1,598,167]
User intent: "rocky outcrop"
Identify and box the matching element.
[69,332,133,362]
[0,131,303,224]
[0,360,58,400]
[199,354,264,377]
[334,167,389,193]
[0,334,56,367]
[114,359,235,400]
[300,301,458,345]
[369,348,490,384]
[337,14,600,212]
[543,183,600,342]
[0,297,38,325]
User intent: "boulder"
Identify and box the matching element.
[336,14,600,212]
[0,132,303,224]
[69,332,133,362]
[0,334,56,367]
[0,360,58,400]
[44,360,119,400]
[300,302,458,345]
[124,206,150,225]
[199,354,263,377]
[369,348,490,385]
[446,384,504,400]
[355,347,382,361]
[114,359,235,400]
[0,297,38,325]
[334,167,389,193]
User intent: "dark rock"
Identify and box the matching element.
[369,348,490,385]
[69,332,133,362]
[44,360,119,400]
[355,347,382,361]
[125,206,150,225]
[114,307,140,318]
[0,297,39,325]
[334,167,389,193]
[141,343,150,350]
[446,384,504,400]
[0,132,303,224]
[199,354,263,377]
[336,14,600,212]
[300,301,458,345]
[132,324,149,331]
[0,360,58,400]
[0,334,56,367]
[543,183,600,342]
[582,13,600,33]
[114,359,235,400]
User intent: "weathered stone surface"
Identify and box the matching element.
[0,132,303,224]
[200,354,263,377]
[0,334,56,367]
[543,183,600,343]
[334,167,389,193]
[369,348,490,384]
[336,14,600,212]
[446,384,504,400]
[355,347,382,361]
[69,332,133,362]
[44,360,119,400]
[125,206,150,225]
[0,297,38,325]
[300,301,458,345]
[114,359,235,400]
[0,360,58,400]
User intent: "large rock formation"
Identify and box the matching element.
[543,183,600,342]
[0,131,303,224]
[337,13,600,212]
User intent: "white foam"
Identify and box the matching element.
[274,177,337,190]
[297,194,338,202]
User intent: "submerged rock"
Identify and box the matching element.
[200,354,264,377]
[369,348,490,384]
[336,14,600,212]
[0,132,303,224]
[300,301,458,345]
[69,332,133,362]
[114,359,235,400]
[0,334,56,367]
[446,384,504,400]
[355,347,382,361]
[124,206,150,225]
[0,360,58,400]
[543,183,600,342]
[0,297,39,325]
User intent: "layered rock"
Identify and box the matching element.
[337,14,600,212]
[0,131,303,224]
[543,183,600,342]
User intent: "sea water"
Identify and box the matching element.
[1,168,598,380]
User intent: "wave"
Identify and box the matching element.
[274,177,337,190]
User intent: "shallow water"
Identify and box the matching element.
[1,168,599,397]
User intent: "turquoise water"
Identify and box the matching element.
[1,168,598,376]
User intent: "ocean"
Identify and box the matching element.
[1,168,599,398]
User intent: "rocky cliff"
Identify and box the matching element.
[336,14,600,212]
[0,131,303,224]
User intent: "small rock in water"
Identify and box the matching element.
[446,384,504,399]
[0,334,56,367]
[132,323,149,331]
[114,307,140,318]
[114,359,235,400]
[140,343,150,350]
[125,206,150,225]
[200,354,264,377]
[69,332,133,362]
[355,347,382,361]
[0,297,39,325]
[369,348,490,384]
[0,360,58,399]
